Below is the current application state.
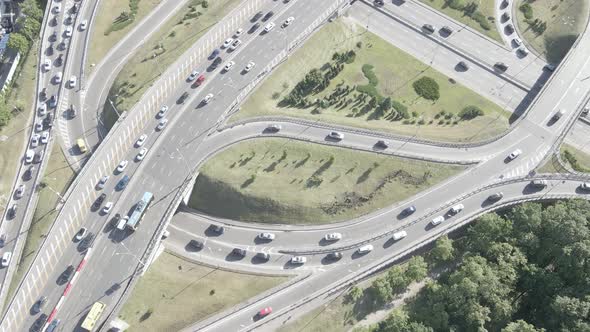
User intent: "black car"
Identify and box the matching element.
[494,62,508,72]
[440,26,453,35]
[0,234,5,248]
[79,232,95,251]
[188,239,204,250]
[256,252,270,261]
[111,213,121,227]
[374,0,384,5]
[59,265,74,284]
[40,88,47,100]
[262,11,274,22]
[327,252,343,261]
[211,56,223,69]
[71,3,78,13]
[402,205,416,216]
[249,23,261,34]
[24,166,35,180]
[43,114,53,128]
[8,204,17,219]
[211,224,224,234]
[251,11,263,22]
[48,95,57,108]
[32,296,47,314]
[505,24,514,34]
[56,54,63,66]
[92,193,106,210]
[32,313,48,332]
[232,248,247,257]
[488,192,504,201]
[177,92,189,104]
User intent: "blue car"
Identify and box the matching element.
[209,48,220,60]
[116,175,130,191]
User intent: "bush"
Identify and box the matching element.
[446,0,465,10]
[412,77,440,101]
[458,105,484,120]
[201,0,209,8]
[520,3,533,20]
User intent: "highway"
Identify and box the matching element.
[1,0,590,331]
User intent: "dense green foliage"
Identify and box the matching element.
[520,3,534,20]
[412,77,440,101]
[458,105,484,120]
[379,200,590,332]
[443,0,491,30]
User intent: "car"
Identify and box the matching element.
[187,70,199,81]
[33,151,44,164]
[222,38,234,48]
[157,105,168,118]
[392,230,408,240]
[15,185,25,199]
[449,204,464,215]
[97,175,109,189]
[508,149,522,160]
[262,11,274,22]
[43,116,53,129]
[544,63,557,72]
[283,17,295,27]
[46,319,60,332]
[43,59,51,71]
[203,93,214,104]
[266,124,281,132]
[157,118,168,130]
[59,265,74,284]
[327,252,343,260]
[258,232,275,241]
[178,92,189,104]
[209,48,220,59]
[32,314,48,332]
[580,183,590,190]
[136,134,148,147]
[111,213,121,227]
[431,215,445,226]
[54,72,63,83]
[517,47,529,56]
[211,56,223,68]
[423,24,435,33]
[0,234,5,248]
[25,150,34,163]
[224,61,235,71]
[24,166,35,180]
[374,0,384,5]
[38,104,47,116]
[211,224,225,234]
[40,87,47,100]
[79,232,95,251]
[249,22,261,33]
[92,193,106,210]
[402,205,416,215]
[117,160,128,172]
[291,256,307,264]
[488,192,504,201]
[229,39,242,50]
[324,233,342,241]
[376,140,389,148]
[263,22,275,32]
[234,28,244,37]
[506,24,514,34]
[69,75,77,87]
[1,252,11,267]
[32,296,47,314]
[31,134,40,148]
[188,239,204,250]
[256,252,270,261]
[257,307,272,319]
[328,131,344,140]
[52,4,61,14]
[502,12,510,21]
[494,62,508,72]
[513,37,522,46]
[80,19,88,30]
[8,204,17,218]
[357,244,373,254]
[193,75,206,87]
[232,248,247,257]
[40,132,49,144]
[102,202,113,214]
[136,148,148,161]
[35,122,43,132]
[64,26,73,37]
[117,216,129,231]
[440,25,453,35]
[252,11,264,22]
[458,61,469,70]
[244,61,256,72]
[531,179,548,188]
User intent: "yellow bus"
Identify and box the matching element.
[81,301,106,331]
[76,138,88,153]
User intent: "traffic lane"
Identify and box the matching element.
[565,120,590,156]
[350,2,529,111]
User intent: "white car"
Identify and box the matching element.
[222,38,234,48]
[25,150,34,163]
[69,75,77,88]
[392,230,407,241]
[38,104,47,116]
[136,148,148,161]
[75,227,88,241]
[203,93,213,104]
[580,182,590,190]
[80,20,88,31]
[40,132,49,144]
[156,118,168,131]
[102,202,113,214]
[328,131,344,140]
[324,233,342,241]
[517,47,529,56]
[64,26,73,38]
[245,61,255,72]
[116,160,128,173]
[187,70,199,81]
[234,28,244,37]
[224,61,235,71]
[357,244,373,254]
[508,149,522,160]
[136,134,147,147]
[97,175,109,189]
[258,232,275,241]
[431,215,444,226]
[54,72,63,84]
[264,22,275,32]
[35,122,43,132]
[43,59,51,71]
[229,39,242,50]
[31,134,40,148]
[291,256,306,264]
[1,252,12,267]
[513,37,522,46]
[157,105,168,118]
[15,185,25,199]
[283,17,295,27]
[449,204,464,215]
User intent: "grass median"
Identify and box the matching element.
[231,19,509,143]
[188,138,465,225]
[118,251,289,331]
[560,144,590,173]
[104,0,241,129]
[515,0,590,63]
[86,0,163,74]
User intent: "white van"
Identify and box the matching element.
[116,216,128,231]
[431,216,444,226]
[1,252,12,267]
[392,230,408,241]
[449,204,464,215]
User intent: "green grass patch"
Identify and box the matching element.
[417,0,501,42]
[118,251,288,331]
[536,154,564,174]
[515,0,590,63]
[104,0,240,129]
[188,138,465,224]
[232,19,509,143]
[5,146,75,303]
[560,144,590,173]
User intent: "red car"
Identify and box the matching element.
[193,75,205,87]
[258,307,272,318]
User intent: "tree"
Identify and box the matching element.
[412,77,440,101]
[346,286,363,303]
[502,320,545,332]
[19,16,40,42]
[367,277,393,307]
[431,235,455,263]
[466,213,513,255]
[406,256,428,282]
[387,265,410,294]
[7,33,29,55]
[375,309,433,332]
[20,0,43,21]
[458,105,484,120]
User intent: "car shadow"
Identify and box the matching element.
[225,252,245,262]
[320,255,341,265]
[522,183,546,195]
[250,254,270,264]
[318,238,336,247]
[204,226,223,237]
[423,222,437,231]
[254,237,272,245]
[351,251,368,259]
[185,242,203,252]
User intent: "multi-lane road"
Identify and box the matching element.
[2,0,590,331]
